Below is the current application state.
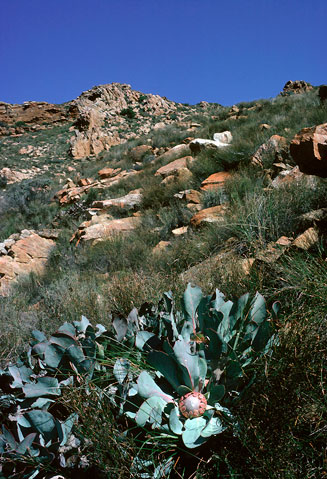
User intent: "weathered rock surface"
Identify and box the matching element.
[0,231,55,295]
[174,189,202,204]
[189,131,232,154]
[290,123,327,177]
[155,156,195,177]
[91,190,142,211]
[251,135,289,168]
[130,145,153,161]
[54,170,139,205]
[156,144,191,163]
[190,205,227,227]
[0,101,74,135]
[69,83,181,158]
[292,227,319,250]
[71,215,140,244]
[201,171,232,191]
[280,80,313,96]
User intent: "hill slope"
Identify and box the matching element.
[0,80,327,478]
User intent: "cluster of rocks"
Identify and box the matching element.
[280,80,313,96]
[0,229,58,295]
[68,83,194,159]
[0,101,75,136]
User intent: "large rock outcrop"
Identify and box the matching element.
[280,80,313,96]
[290,123,327,177]
[69,83,180,159]
[0,231,56,295]
[0,101,75,135]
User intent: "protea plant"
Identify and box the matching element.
[179,391,207,418]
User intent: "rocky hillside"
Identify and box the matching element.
[0,80,327,478]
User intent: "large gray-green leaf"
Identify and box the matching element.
[16,433,37,454]
[112,317,128,342]
[136,371,173,403]
[249,292,266,325]
[182,283,203,331]
[31,330,47,342]
[135,396,167,428]
[169,406,183,435]
[44,343,64,368]
[23,377,60,398]
[113,358,130,384]
[50,333,77,349]
[182,417,207,448]
[56,412,78,446]
[201,416,226,437]
[25,410,56,442]
[8,364,33,388]
[147,351,181,391]
[252,321,273,352]
[135,331,156,351]
[173,338,200,389]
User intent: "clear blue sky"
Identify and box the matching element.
[1,0,326,106]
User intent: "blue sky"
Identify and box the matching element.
[1,0,326,106]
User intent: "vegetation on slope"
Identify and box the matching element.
[0,86,327,477]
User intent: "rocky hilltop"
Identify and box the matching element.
[0,83,212,159]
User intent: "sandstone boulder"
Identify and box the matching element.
[72,215,141,244]
[174,189,202,204]
[292,227,319,250]
[156,144,191,163]
[130,145,152,161]
[92,190,142,211]
[201,171,232,191]
[190,205,227,227]
[155,156,195,177]
[189,131,232,155]
[0,232,55,295]
[98,167,121,179]
[290,123,327,177]
[251,135,289,168]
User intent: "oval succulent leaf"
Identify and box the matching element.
[137,371,173,402]
[22,377,60,398]
[135,396,167,427]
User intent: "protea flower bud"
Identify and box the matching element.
[178,391,207,418]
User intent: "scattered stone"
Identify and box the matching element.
[92,190,142,211]
[201,171,232,191]
[130,145,152,161]
[290,123,327,177]
[98,167,121,179]
[189,131,232,155]
[172,226,188,236]
[299,208,327,228]
[160,168,193,185]
[292,227,319,250]
[190,205,227,227]
[259,123,271,130]
[77,178,93,187]
[281,80,313,96]
[71,215,140,244]
[152,241,171,254]
[156,144,191,163]
[155,156,195,177]
[251,135,289,168]
[0,232,55,296]
[174,189,202,204]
